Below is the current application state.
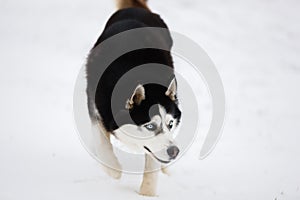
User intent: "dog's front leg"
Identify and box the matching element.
[92,123,122,179]
[139,154,159,196]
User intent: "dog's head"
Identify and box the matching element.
[113,78,181,164]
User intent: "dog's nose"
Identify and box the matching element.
[167,146,179,159]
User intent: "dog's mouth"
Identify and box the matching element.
[143,146,171,164]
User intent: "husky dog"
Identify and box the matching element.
[86,0,181,196]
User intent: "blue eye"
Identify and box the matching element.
[168,120,174,129]
[144,123,156,131]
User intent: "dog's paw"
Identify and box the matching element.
[139,181,158,197]
[138,189,158,197]
[101,165,122,179]
[161,166,171,176]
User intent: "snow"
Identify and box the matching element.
[1,0,300,199]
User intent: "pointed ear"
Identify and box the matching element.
[125,84,145,109]
[165,78,177,101]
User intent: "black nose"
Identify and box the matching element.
[167,146,179,159]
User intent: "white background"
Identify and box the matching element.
[1,0,300,199]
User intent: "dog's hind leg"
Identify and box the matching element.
[91,122,122,179]
[139,154,159,196]
[115,0,150,11]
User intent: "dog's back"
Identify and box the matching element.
[92,1,171,48]
[86,0,175,131]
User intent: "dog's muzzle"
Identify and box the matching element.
[167,145,180,160]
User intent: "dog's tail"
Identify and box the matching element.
[115,0,150,11]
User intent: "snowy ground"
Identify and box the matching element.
[1,0,300,199]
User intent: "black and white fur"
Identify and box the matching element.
[86,0,181,196]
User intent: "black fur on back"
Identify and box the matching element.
[86,8,181,131]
